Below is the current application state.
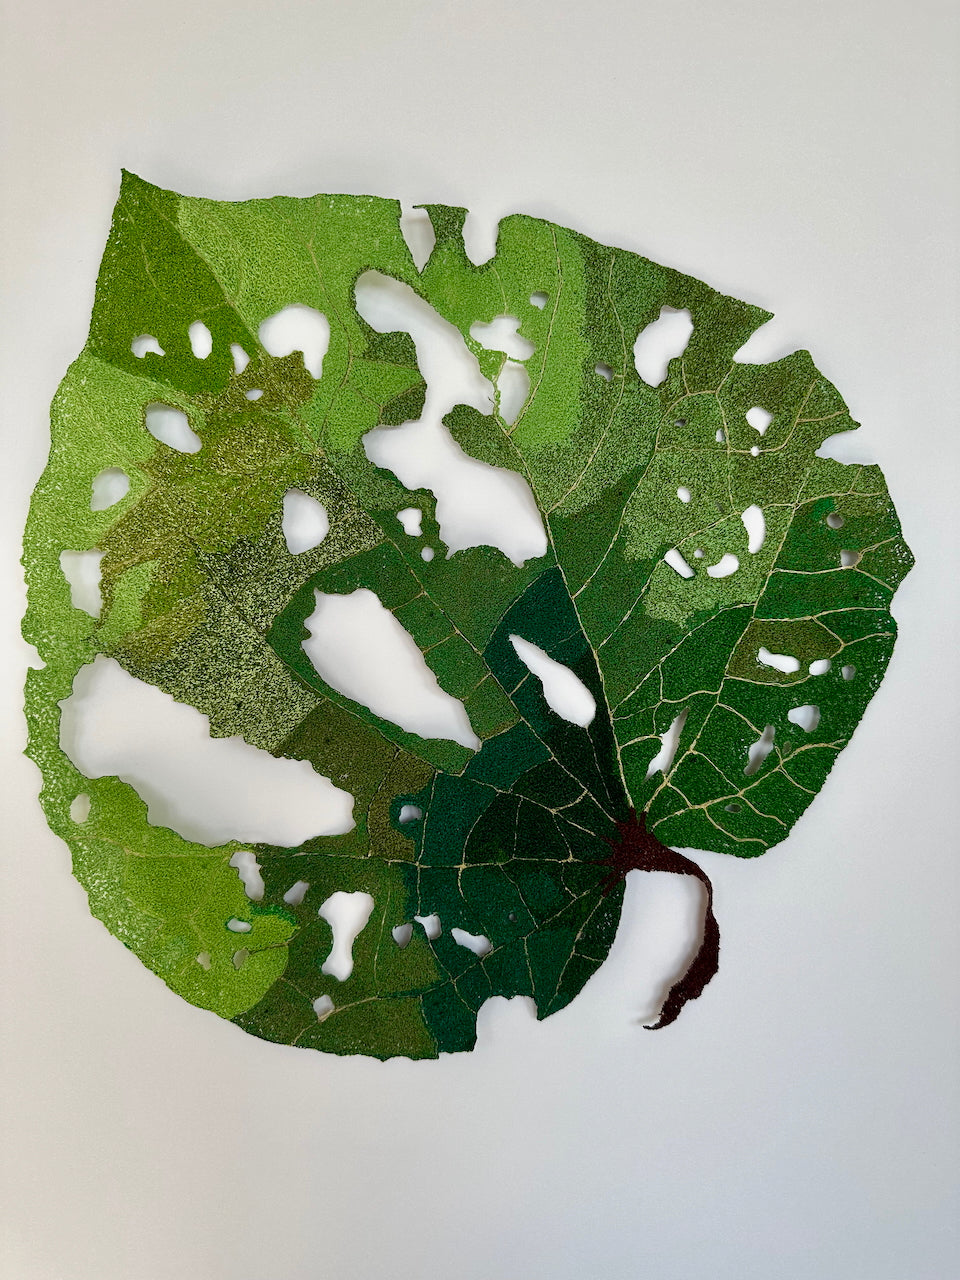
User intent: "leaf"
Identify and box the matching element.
[22,172,913,1057]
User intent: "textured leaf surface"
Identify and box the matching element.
[23,173,912,1057]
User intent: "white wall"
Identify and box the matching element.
[1,3,957,1278]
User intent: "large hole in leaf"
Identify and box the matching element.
[509,634,596,727]
[664,547,694,579]
[188,321,213,359]
[145,403,201,453]
[230,849,265,901]
[757,646,800,674]
[258,305,329,379]
[741,504,766,554]
[706,553,739,579]
[356,270,547,566]
[633,307,693,387]
[645,708,689,780]
[59,657,355,846]
[302,588,480,749]
[59,550,103,617]
[319,891,375,980]
[90,468,130,511]
[131,334,164,358]
[451,927,492,957]
[787,704,821,733]
[282,489,329,554]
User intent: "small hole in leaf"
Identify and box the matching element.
[229,849,265,901]
[750,445,760,457]
[724,802,741,814]
[415,913,441,941]
[677,486,692,504]
[70,792,91,823]
[706,553,739,579]
[744,725,776,776]
[259,305,330,379]
[318,891,375,981]
[312,993,335,1021]
[787,704,821,732]
[451,927,492,957]
[59,550,103,618]
[197,952,212,970]
[842,664,857,681]
[674,417,687,427]
[188,321,213,359]
[595,362,613,382]
[283,880,310,906]
[840,549,862,568]
[131,334,164,358]
[826,512,844,529]
[232,949,249,969]
[227,918,252,933]
[397,507,423,537]
[745,406,772,435]
[245,388,263,401]
[809,658,832,675]
[282,489,329,554]
[693,549,704,559]
[664,548,694,579]
[758,646,800,674]
[645,708,689,780]
[421,546,435,562]
[529,291,548,309]
[741,505,765,554]
[230,343,249,373]
[145,403,201,453]
[392,922,413,948]
[90,468,130,511]
[716,429,725,443]
[398,804,422,823]
[633,307,693,387]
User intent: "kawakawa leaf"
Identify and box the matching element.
[23,173,913,1058]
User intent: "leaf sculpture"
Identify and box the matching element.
[23,173,913,1058]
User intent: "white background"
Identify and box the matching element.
[1,2,958,1277]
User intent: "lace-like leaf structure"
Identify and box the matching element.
[23,173,913,1058]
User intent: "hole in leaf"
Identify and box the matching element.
[461,209,499,265]
[396,507,423,537]
[809,658,832,675]
[757,646,800,674]
[59,656,355,847]
[496,360,531,425]
[645,708,689,780]
[302,588,480,749]
[398,804,422,823]
[693,549,704,559]
[816,432,874,464]
[716,428,726,444]
[59,550,103,617]
[744,725,776,776]
[226,918,252,933]
[399,204,436,272]
[664,548,694,579]
[529,291,548,309]
[840,549,862,568]
[282,489,329,554]
[787,704,821,732]
[741,504,765,554]
[470,315,535,361]
[595,362,614,382]
[706,553,739,578]
[131,334,164,358]
[230,343,249,374]
[259,305,330,379]
[232,949,249,969]
[724,802,742,814]
[283,880,310,907]
[392,922,413,948]
[188,321,213,359]
[677,486,692,504]
[196,952,212,970]
[842,664,857,681]
[509,634,596,727]
[70,792,91,823]
[826,512,844,529]
[318,891,375,980]
[451,927,492,957]
[750,445,761,457]
[745,406,772,435]
[145,403,201,453]
[245,388,263,401]
[633,307,693,387]
[415,913,442,941]
[90,468,130,511]
[312,993,335,1021]
[229,849,265,901]
[421,546,435,562]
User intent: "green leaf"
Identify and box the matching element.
[23,172,913,1057]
